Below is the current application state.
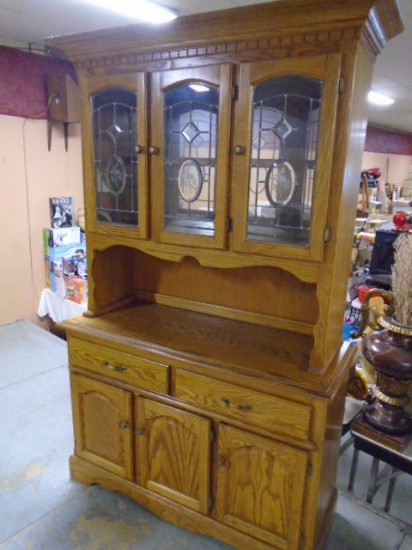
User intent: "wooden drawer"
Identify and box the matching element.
[175,370,312,441]
[68,337,169,394]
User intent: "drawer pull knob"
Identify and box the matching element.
[221,397,231,407]
[234,145,245,155]
[102,360,127,373]
[221,397,253,413]
[119,422,128,429]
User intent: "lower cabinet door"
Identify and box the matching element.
[216,424,308,549]
[136,397,211,514]
[71,374,133,480]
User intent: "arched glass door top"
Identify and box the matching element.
[163,83,219,236]
[92,88,138,226]
[247,76,322,248]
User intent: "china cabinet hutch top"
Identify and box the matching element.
[49,2,403,550]
[47,0,403,375]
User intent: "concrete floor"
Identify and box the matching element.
[1,320,412,550]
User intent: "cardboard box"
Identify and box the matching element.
[64,276,88,304]
[45,244,87,295]
[43,226,81,255]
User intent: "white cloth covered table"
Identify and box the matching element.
[37,288,86,323]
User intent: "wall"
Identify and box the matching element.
[0,46,83,328]
[363,125,412,189]
[365,125,412,157]
[362,151,412,188]
[0,115,83,327]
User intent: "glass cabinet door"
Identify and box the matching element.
[85,74,148,239]
[151,65,232,249]
[232,54,341,262]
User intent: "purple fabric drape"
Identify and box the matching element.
[0,46,76,119]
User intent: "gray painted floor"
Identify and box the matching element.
[0,320,411,549]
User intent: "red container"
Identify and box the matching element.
[356,285,373,303]
[356,285,384,304]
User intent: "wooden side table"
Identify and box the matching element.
[348,413,412,512]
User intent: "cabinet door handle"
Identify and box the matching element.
[119,421,128,429]
[101,360,127,373]
[136,428,145,436]
[135,144,144,154]
[149,146,159,155]
[217,457,226,467]
[221,396,253,412]
[234,145,245,155]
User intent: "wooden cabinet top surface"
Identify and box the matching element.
[61,302,356,398]
[46,0,403,66]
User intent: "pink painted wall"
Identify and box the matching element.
[0,47,83,328]
[0,115,83,328]
[363,151,412,188]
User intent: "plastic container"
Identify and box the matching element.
[356,285,373,303]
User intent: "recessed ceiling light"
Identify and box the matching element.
[367,91,395,106]
[83,0,177,24]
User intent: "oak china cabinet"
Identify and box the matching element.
[48,1,403,549]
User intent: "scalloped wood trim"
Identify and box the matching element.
[75,28,356,73]
[88,235,319,284]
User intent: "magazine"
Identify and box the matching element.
[49,197,74,228]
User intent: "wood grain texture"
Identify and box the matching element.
[175,369,312,441]
[68,336,169,394]
[216,424,308,549]
[137,398,211,514]
[311,43,374,371]
[131,251,318,330]
[71,374,133,479]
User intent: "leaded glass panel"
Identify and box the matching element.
[163,83,219,236]
[246,76,322,247]
[92,89,138,226]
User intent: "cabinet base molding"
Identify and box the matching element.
[69,455,280,550]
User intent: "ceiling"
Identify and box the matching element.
[0,0,411,134]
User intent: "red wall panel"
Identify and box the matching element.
[0,46,76,119]
[365,125,412,156]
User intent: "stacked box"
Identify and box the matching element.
[45,243,87,299]
[64,276,88,304]
[43,226,81,255]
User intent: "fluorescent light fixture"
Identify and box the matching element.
[367,90,395,106]
[189,84,210,92]
[83,0,177,24]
